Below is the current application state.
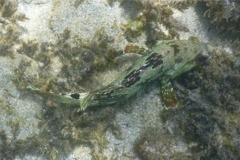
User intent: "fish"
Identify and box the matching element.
[27,37,211,111]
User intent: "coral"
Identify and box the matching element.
[42,104,117,159]
[0,0,17,18]
[1,2,122,158]
[121,1,176,45]
[203,0,240,36]
[169,0,197,11]
[134,127,192,160]
[161,46,240,159]
[0,0,28,58]
[120,0,198,48]
[15,27,123,93]
[133,41,240,160]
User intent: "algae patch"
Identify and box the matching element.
[202,0,240,37]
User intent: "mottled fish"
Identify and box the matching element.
[27,37,210,111]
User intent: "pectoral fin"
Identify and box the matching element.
[160,81,178,109]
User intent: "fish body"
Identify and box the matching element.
[28,37,210,111]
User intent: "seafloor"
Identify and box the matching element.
[0,0,240,159]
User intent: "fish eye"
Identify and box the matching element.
[195,53,209,64]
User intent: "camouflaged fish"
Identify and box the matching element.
[27,37,210,111]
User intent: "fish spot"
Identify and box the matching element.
[121,52,163,87]
[170,44,180,56]
[122,70,141,87]
[146,52,163,69]
[152,57,163,68]
[70,93,80,99]
[146,52,158,61]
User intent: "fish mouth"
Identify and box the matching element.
[195,44,211,64]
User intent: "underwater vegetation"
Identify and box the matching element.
[203,0,240,36]
[134,46,240,160]
[0,0,28,58]
[0,0,240,159]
